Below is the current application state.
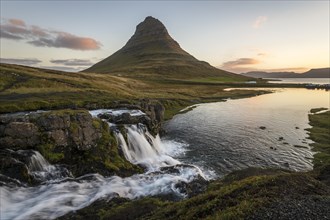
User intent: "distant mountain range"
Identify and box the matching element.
[241,68,330,78]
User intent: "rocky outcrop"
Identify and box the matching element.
[140,99,164,134]
[0,110,142,181]
[96,99,165,135]
[0,110,101,150]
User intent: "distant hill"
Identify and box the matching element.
[241,71,298,78]
[242,68,330,78]
[83,16,248,81]
[301,68,330,78]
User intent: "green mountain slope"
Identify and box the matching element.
[83,16,248,81]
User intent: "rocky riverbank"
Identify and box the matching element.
[0,101,164,186]
[57,109,330,220]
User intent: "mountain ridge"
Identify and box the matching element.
[83,16,248,80]
[241,68,330,78]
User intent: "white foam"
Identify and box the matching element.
[1,166,202,220]
[116,125,182,171]
[0,109,210,220]
[89,109,145,118]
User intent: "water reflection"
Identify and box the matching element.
[164,88,330,176]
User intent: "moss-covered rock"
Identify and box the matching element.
[0,109,143,183]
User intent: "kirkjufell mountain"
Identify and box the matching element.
[84,16,247,80]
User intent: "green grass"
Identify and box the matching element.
[0,63,275,115]
[59,168,330,220]
[59,108,330,220]
[307,109,330,168]
[310,107,328,114]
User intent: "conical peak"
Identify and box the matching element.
[123,16,175,49]
[134,16,169,37]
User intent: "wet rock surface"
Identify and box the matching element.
[96,99,165,135]
[0,110,142,183]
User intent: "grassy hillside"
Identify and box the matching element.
[84,17,249,81]
[0,63,269,115]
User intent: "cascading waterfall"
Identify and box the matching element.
[27,151,71,182]
[0,109,211,220]
[116,124,181,171]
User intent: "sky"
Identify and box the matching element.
[0,0,329,73]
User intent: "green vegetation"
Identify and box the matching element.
[59,108,330,220]
[36,143,65,163]
[307,109,330,168]
[59,168,329,220]
[310,107,328,114]
[0,64,274,116]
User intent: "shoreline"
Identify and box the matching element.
[58,109,330,220]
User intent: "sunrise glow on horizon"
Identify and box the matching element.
[0,1,329,73]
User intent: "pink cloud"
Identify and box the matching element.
[8,19,26,27]
[1,18,101,50]
[220,58,261,73]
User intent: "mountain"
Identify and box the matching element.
[241,71,298,78]
[301,68,330,78]
[84,16,247,80]
[242,68,330,78]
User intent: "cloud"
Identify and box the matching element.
[0,29,24,40]
[0,58,42,65]
[0,18,101,50]
[8,18,26,27]
[257,53,267,57]
[41,66,84,72]
[253,16,267,29]
[222,58,260,67]
[220,58,261,73]
[50,59,94,66]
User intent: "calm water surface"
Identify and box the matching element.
[164,88,330,176]
[267,78,330,84]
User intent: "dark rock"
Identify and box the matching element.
[295,126,300,129]
[175,176,208,198]
[0,110,141,179]
[0,149,35,185]
[46,130,68,147]
[0,122,40,149]
[278,137,284,141]
[37,114,70,131]
[259,126,266,130]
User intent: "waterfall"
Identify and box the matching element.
[0,109,211,220]
[116,124,180,171]
[27,151,71,183]
[28,151,53,171]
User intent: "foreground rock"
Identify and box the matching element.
[58,168,330,220]
[0,109,142,185]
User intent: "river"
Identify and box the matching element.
[266,78,330,84]
[1,88,329,219]
[164,88,330,176]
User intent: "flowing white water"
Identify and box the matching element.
[1,165,203,220]
[118,124,181,171]
[27,151,71,182]
[89,109,145,118]
[0,111,209,220]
